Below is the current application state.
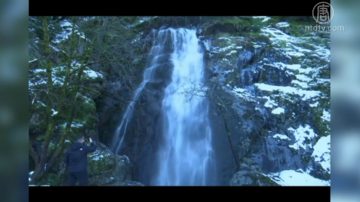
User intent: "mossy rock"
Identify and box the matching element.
[87,143,132,185]
[230,170,281,186]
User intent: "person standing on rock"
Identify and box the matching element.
[65,135,96,186]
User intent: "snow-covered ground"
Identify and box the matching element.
[264,169,330,186]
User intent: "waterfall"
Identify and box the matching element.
[111,28,216,185]
[110,29,173,154]
[152,28,215,185]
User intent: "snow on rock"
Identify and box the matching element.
[88,149,111,161]
[261,27,304,44]
[261,96,278,108]
[233,87,245,93]
[255,83,321,101]
[273,134,291,141]
[84,69,103,79]
[265,170,330,186]
[271,107,284,115]
[296,74,312,82]
[71,60,82,69]
[288,124,317,150]
[272,62,312,74]
[276,22,290,28]
[253,16,271,22]
[321,109,330,122]
[309,101,319,107]
[291,80,309,89]
[312,135,330,172]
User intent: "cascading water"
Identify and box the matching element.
[110,29,173,154]
[151,28,216,185]
[111,28,216,185]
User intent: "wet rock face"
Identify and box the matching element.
[230,170,281,186]
[202,17,330,185]
[111,33,177,185]
[275,22,291,35]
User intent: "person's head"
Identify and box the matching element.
[76,135,85,143]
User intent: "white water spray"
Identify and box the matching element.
[151,28,215,185]
[111,30,173,154]
[111,28,216,185]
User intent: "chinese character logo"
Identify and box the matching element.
[312,2,334,24]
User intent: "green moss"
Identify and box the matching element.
[213,16,263,34]
[88,153,116,175]
[257,175,281,186]
[213,38,231,47]
[319,66,330,79]
[38,173,62,186]
[279,40,287,48]
[289,147,298,154]
[243,172,281,186]
[49,142,56,151]
[296,42,316,51]
[301,155,311,164]
[253,34,270,44]
[36,135,45,141]
[312,108,330,138]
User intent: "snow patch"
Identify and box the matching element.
[273,134,290,141]
[321,109,330,122]
[265,170,330,186]
[262,96,278,108]
[271,107,284,114]
[296,74,312,82]
[51,109,58,116]
[226,50,237,56]
[89,150,111,161]
[309,101,319,107]
[291,80,309,88]
[253,16,271,22]
[71,60,82,69]
[276,22,290,28]
[312,135,330,172]
[288,124,317,150]
[71,122,83,128]
[233,87,245,93]
[261,27,304,44]
[255,83,321,101]
[231,87,254,101]
[84,69,102,79]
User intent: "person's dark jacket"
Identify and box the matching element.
[65,142,96,173]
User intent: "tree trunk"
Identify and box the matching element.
[30,16,88,184]
[46,62,87,171]
[31,16,55,184]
